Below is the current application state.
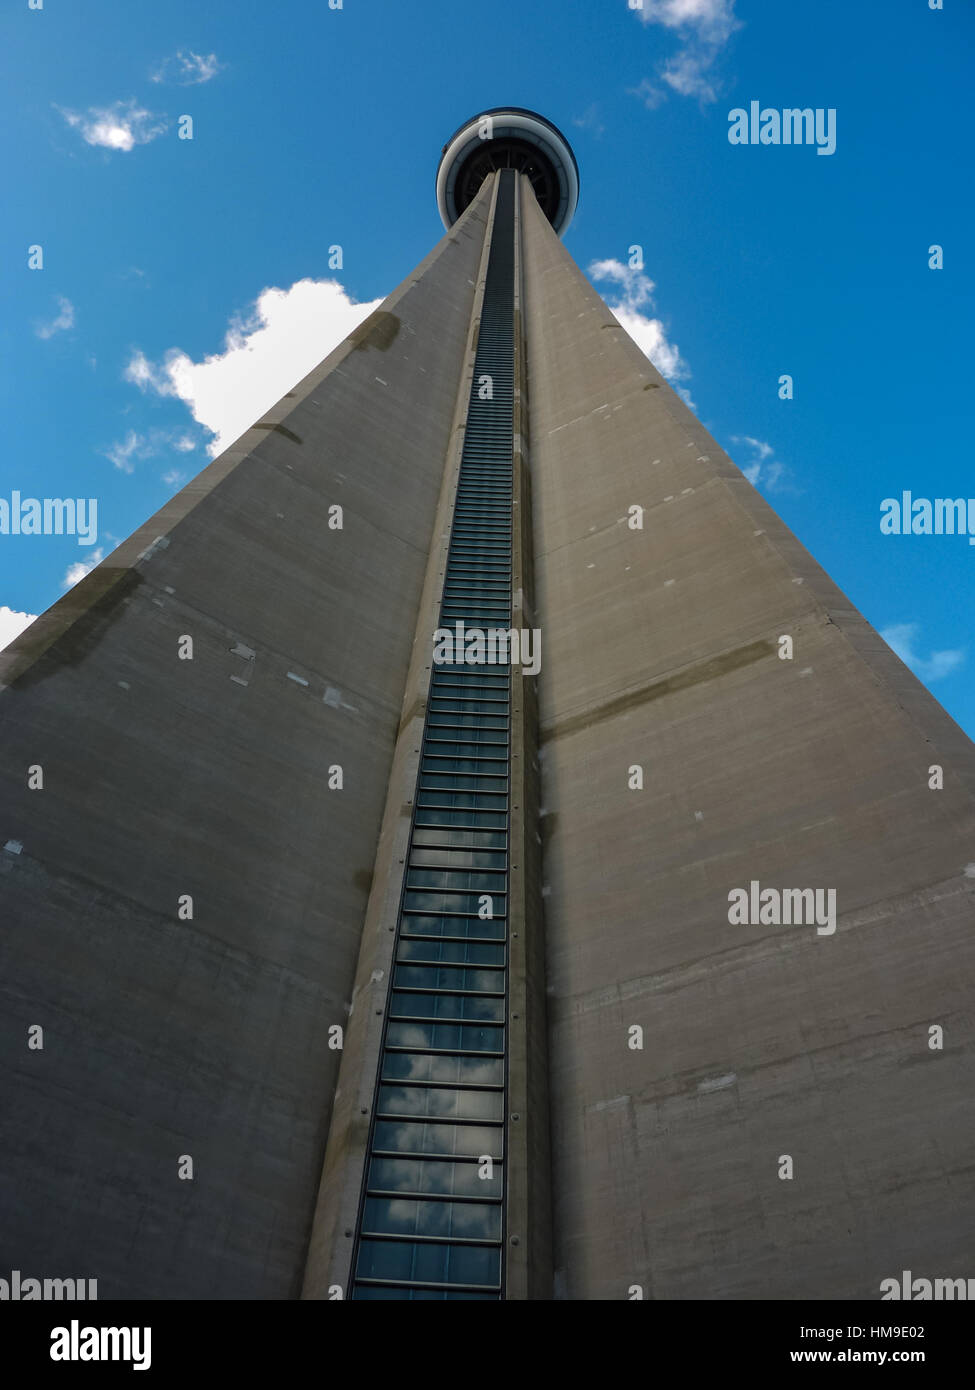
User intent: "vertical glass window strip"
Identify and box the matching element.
[351,172,516,1300]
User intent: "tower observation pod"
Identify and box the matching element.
[437,107,579,237]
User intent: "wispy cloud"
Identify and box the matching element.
[731,435,792,491]
[124,350,178,396]
[636,0,740,44]
[35,296,75,340]
[124,278,382,456]
[588,259,692,401]
[735,436,774,461]
[151,50,223,86]
[58,99,168,152]
[880,623,965,683]
[62,548,104,589]
[630,0,741,107]
[0,606,37,651]
[102,428,201,474]
[572,104,606,137]
[628,78,667,111]
[103,431,150,473]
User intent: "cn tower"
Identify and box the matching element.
[2,110,974,1302]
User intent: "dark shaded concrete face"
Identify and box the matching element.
[348,310,401,352]
[1,566,143,690]
[0,194,489,1298]
[521,188,975,1300]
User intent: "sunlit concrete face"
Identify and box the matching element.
[520,187,975,1300]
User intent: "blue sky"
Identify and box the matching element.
[3,0,973,734]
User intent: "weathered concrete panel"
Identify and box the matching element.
[0,199,490,1298]
[522,188,975,1301]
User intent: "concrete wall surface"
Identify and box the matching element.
[4,165,972,1303]
[522,188,975,1301]
[0,196,489,1298]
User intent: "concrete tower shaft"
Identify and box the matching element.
[518,183,975,1299]
[1,109,974,1304]
[437,108,579,237]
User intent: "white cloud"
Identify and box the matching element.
[0,606,37,651]
[632,0,741,106]
[124,278,382,456]
[58,100,168,152]
[62,548,104,589]
[636,0,740,44]
[588,259,656,310]
[588,259,692,394]
[104,430,148,473]
[151,50,223,86]
[124,350,177,396]
[628,77,667,110]
[102,427,201,473]
[661,50,720,103]
[572,104,606,137]
[731,435,790,491]
[880,624,964,684]
[162,469,185,488]
[35,296,75,340]
[610,306,690,388]
[734,435,773,460]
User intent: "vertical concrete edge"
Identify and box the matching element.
[504,174,554,1301]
